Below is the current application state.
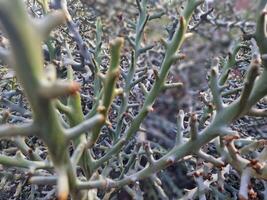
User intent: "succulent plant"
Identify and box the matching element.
[0,0,267,199]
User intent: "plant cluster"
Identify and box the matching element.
[0,0,267,199]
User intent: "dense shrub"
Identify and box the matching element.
[0,0,267,199]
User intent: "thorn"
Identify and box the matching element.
[223,135,240,144]
[114,88,123,96]
[58,192,68,200]
[69,82,80,95]
[152,68,159,80]
[146,105,154,112]
[166,156,175,165]
[97,105,106,114]
[248,159,263,174]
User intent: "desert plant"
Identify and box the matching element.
[0,0,267,199]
